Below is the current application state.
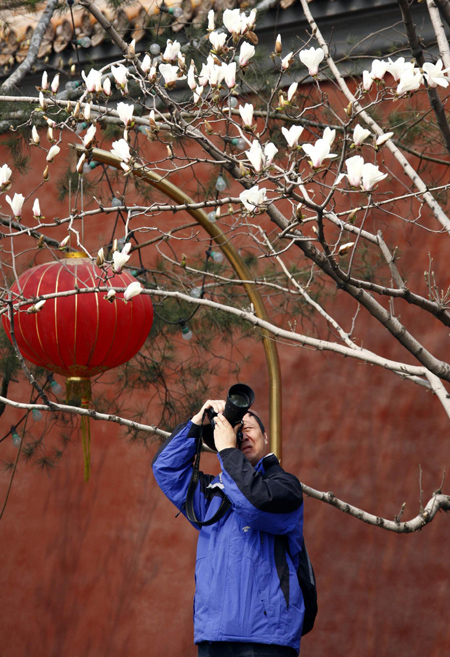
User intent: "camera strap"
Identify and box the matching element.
[185,418,231,527]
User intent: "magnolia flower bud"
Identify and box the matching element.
[275,34,282,54]
[96,247,105,266]
[46,145,60,162]
[51,74,60,93]
[104,288,116,302]
[31,126,40,145]
[124,281,143,302]
[32,198,41,218]
[59,235,70,249]
[27,299,46,314]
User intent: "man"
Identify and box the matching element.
[152,398,305,656]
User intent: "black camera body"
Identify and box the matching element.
[202,384,255,452]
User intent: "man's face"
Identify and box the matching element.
[239,413,268,466]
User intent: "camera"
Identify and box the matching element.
[202,384,255,452]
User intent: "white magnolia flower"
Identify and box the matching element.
[59,235,70,248]
[345,155,364,187]
[207,9,215,31]
[148,66,157,83]
[113,250,130,273]
[122,242,132,256]
[281,52,294,70]
[6,193,25,217]
[84,102,91,121]
[239,42,255,67]
[397,68,423,95]
[239,103,254,126]
[111,64,128,89]
[187,61,197,90]
[32,198,41,218]
[124,281,142,301]
[223,61,237,88]
[47,126,54,142]
[239,185,267,212]
[264,142,278,166]
[322,127,336,147]
[246,9,257,31]
[111,138,131,171]
[46,145,60,162]
[223,9,244,35]
[163,40,181,62]
[299,47,325,76]
[362,70,373,91]
[246,141,264,171]
[245,141,278,172]
[159,63,184,86]
[302,138,337,167]
[102,77,112,96]
[353,124,371,146]
[76,153,86,173]
[39,92,46,109]
[0,163,12,187]
[387,57,411,82]
[209,31,227,52]
[287,82,298,102]
[83,124,96,147]
[82,68,102,92]
[199,57,214,86]
[281,125,304,147]
[117,102,134,126]
[31,126,40,145]
[361,163,388,191]
[376,131,394,146]
[193,86,203,103]
[41,71,49,90]
[141,54,152,74]
[209,63,225,87]
[423,60,449,88]
[371,59,387,81]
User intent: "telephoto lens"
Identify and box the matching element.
[202,384,255,452]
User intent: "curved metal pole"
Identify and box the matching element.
[77,145,282,459]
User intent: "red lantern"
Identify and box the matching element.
[2,252,154,479]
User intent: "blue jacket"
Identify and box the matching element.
[152,420,305,653]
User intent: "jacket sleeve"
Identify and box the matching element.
[151,420,214,528]
[217,448,303,535]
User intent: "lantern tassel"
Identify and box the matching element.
[66,377,92,481]
[81,415,91,482]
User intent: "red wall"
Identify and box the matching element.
[1,107,450,656]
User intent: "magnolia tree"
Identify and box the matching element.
[1,0,450,528]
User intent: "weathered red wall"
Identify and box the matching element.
[1,102,450,657]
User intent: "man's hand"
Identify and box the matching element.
[191,400,225,426]
[213,413,238,452]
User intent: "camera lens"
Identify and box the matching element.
[228,393,250,408]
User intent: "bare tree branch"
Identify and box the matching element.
[0,0,59,93]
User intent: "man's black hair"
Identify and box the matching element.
[246,411,266,436]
